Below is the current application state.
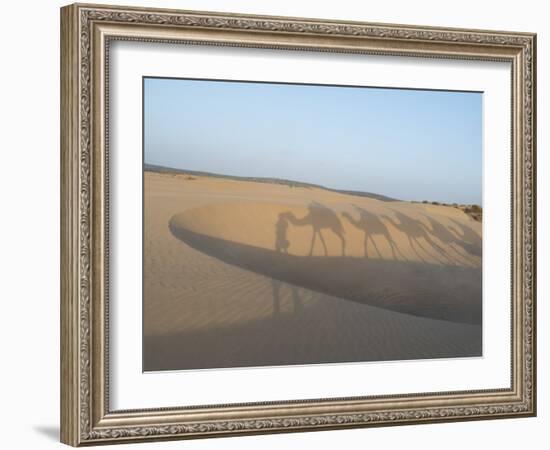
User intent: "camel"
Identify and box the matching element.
[381,211,450,264]
[447,218,482,257]
[448,218,482,247]
[280,202,346,256]
[420,215,478,265]
[342,206,404,260]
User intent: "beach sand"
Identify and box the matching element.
[143,170,482,371]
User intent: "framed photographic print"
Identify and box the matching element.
[60,3,537,446]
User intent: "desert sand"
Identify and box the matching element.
[143,170,482,371]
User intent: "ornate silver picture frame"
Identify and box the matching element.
[61,3,536,446]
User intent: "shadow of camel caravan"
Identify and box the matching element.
[168,202,481,325]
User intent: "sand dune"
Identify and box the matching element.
[143,170,482,371]
[169,200,481,266]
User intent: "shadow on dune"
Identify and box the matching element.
[144,309,482,371]
[448,218,483,257]
[279,201,346,256]
[169,216,482,325]
[342,205,405,260]
[415,214,481,261]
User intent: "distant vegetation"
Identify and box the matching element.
[145,163,398,202]
[419,199,482,222]
[461,204,482,222]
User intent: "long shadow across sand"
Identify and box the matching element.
[342,205,405,260]
[448,218,483,257]
[169,215,482,326]
[279,202,346,256]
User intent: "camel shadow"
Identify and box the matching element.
[342,205,405,260]
[380,211,457,264]
[421,215,482,262]
[169,218,482,326]
[278,202,346,256]
[448,218,482,257]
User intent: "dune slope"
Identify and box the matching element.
[143,170,482,371]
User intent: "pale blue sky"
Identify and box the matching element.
[144,77,482,204]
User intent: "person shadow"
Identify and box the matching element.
[275,213,290,253]
[272,212,303,317]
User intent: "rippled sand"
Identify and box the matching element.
[143,170,482,371]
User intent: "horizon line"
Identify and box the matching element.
[144,161,482,206]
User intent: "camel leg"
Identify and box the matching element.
[449,243,478,266]
[369,236,382,258]
[446,243,469,265]
[415,237,443,263]
[448,241,477,265]
[385,235,398,260]
[318,230,328,256]
[389,238,406,261]
[309,230,317,256]
[409,236,425,262]
[338,233,346,256]
[418,236,447,264]
[396,242,408,261]
[424,236,453,264]
[363,233,368,258]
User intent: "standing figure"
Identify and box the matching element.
[275,213,290,253]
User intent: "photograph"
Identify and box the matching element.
[142,77,484,371]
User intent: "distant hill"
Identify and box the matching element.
[144,163,398,202]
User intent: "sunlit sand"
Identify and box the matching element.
[143,169,482,371]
